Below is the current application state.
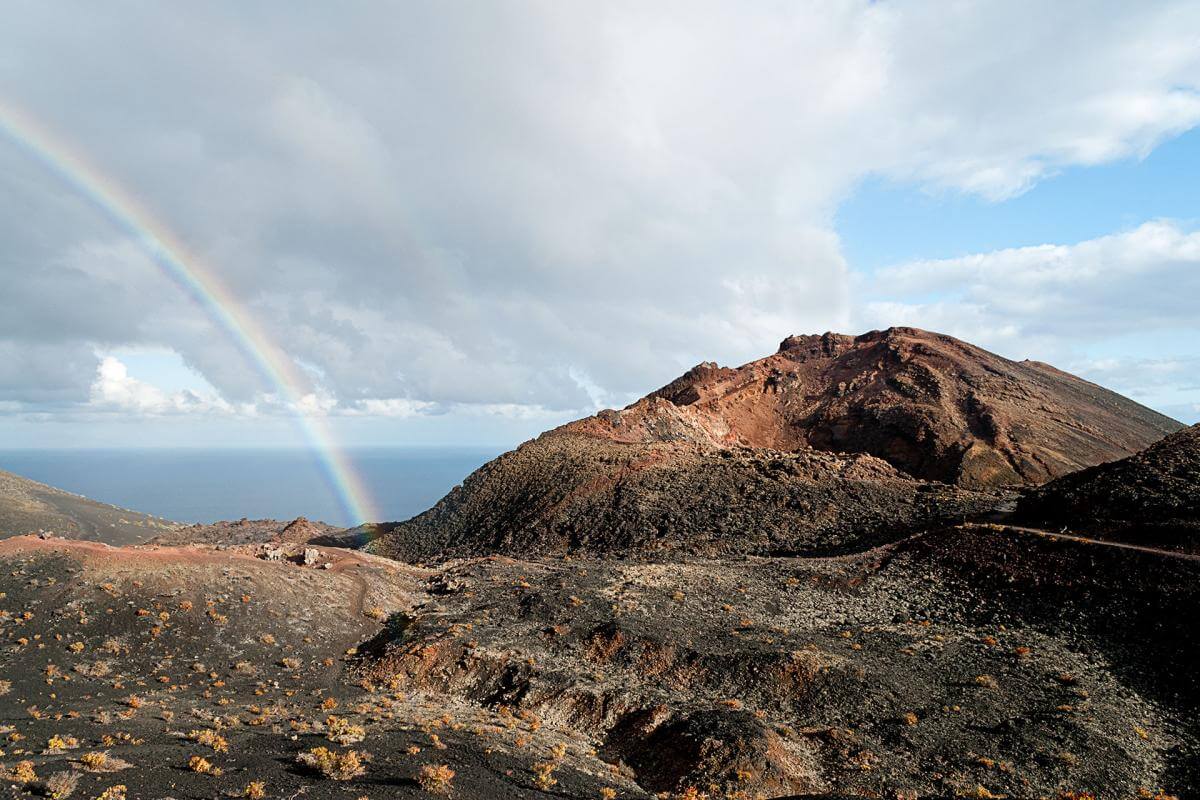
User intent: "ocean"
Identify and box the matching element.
[0,447,503,528]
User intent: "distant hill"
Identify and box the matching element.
[367,327,1178,561]
[0,467,178,544]
[147,515,347,548]
[1016,423,1200,553]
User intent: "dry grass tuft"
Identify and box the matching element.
[296,747,367,780]
[187,729,229,753]
[417,763,455,795]
[2,760,37,784]
[325,716,366,745]
[41,770,81,799]
[79,751,132,773]
[188,755,222,776]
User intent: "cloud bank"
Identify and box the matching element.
[0,2,1198,427]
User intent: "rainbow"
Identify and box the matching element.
[0,101,380,526]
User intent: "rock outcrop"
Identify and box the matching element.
[147,515,344,547]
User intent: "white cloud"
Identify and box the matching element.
[85,357,451,420]
[347,398,435,418]
[89,357,235,416]
[1,2,1200,425]
[863,221,1200,343]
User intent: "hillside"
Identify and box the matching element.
[147,516,346,548]
[366,328,1178,561]
[364,435,998,562]
[1016,423,1200,552]
[0,467,178,545]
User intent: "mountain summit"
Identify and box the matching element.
[571,327,1180,487]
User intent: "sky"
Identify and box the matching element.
[0,0,1198,451]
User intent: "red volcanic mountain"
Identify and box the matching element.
[574,327,1179,487]
[366,327,1180,561]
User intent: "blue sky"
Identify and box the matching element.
[839,128,1200,274]
[0,2,1198,449]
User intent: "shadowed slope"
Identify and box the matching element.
[1016,423,1200,552]
[365,436,998,561]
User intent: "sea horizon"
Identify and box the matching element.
[0,445,504,529]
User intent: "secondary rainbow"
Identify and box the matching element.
[0,101,380,526]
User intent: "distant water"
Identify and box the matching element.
[0,447,502,528]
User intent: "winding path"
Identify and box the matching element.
[959,522,1200,562]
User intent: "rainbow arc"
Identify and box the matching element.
[0,101,379,526]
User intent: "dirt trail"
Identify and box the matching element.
[960,522,1200,561]
[329,558,371,618]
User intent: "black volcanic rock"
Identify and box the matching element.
[1016,423,1200,552]
[364,435,998,561]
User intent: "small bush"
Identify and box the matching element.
[417,764,455,795]
[532,761,558,790]
[296,747,366,781]
[3,760,37,784]
[46,734,80,752]
[188,755,222,776]
[325,716,365,745]
[79,752,132,773]
[187,729,229,753]
[41,770,80,799]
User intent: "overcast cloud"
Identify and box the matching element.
[1,1,1199,435]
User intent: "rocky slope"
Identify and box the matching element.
[0,468,178,545]
[364,435,1000,562]
[366,328,1178,562]
[0,536,642,800]
[4,526,1195,799]
[1016,423,1200,553]
[358,527,1200,799]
